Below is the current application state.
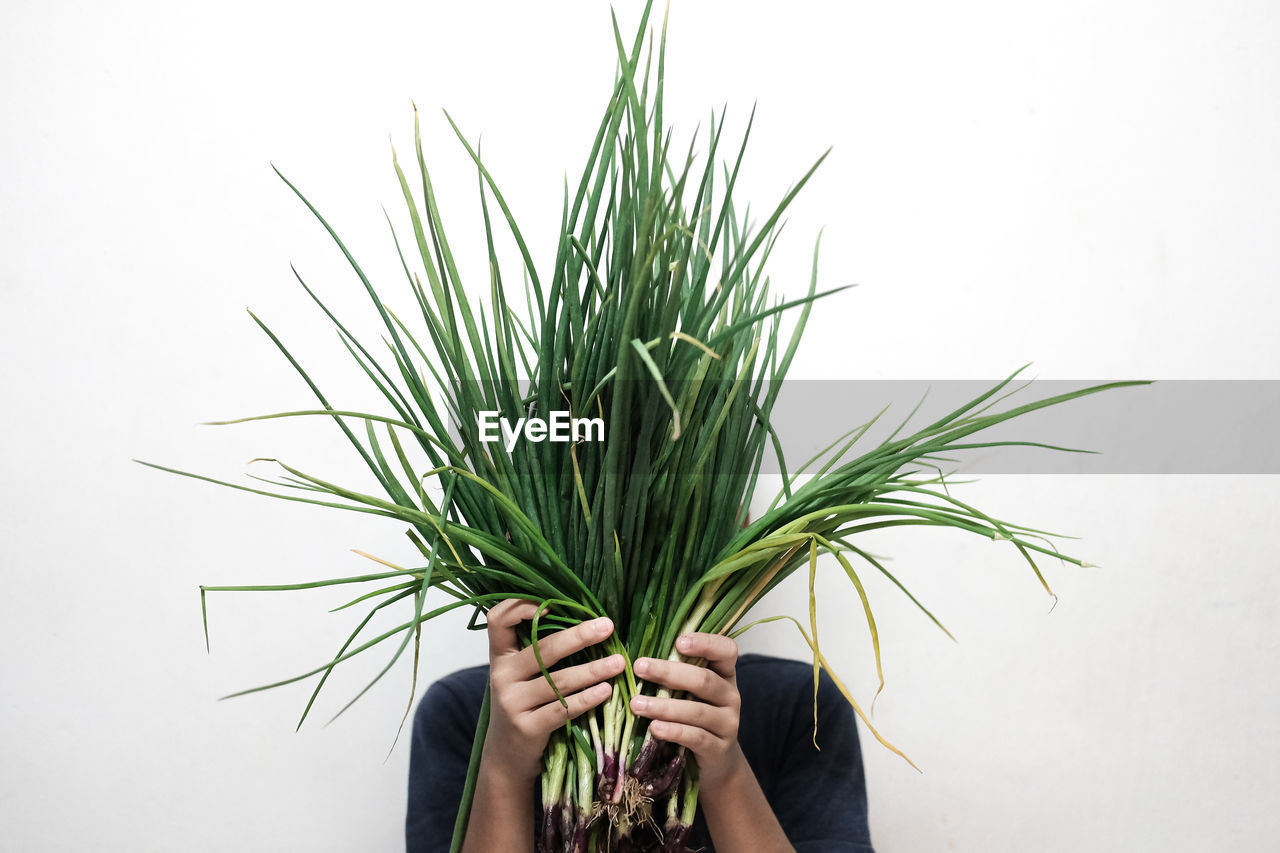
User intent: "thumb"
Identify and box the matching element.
[486,599,543,662]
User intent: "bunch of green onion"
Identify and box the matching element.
[138,2,1146,850]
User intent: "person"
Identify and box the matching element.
[407,599,875,852]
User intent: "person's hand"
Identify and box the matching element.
[482,599,627,784]
[630,632,745,791]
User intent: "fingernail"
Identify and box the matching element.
[595,683,612,697]
[677,635,693,652]
[631,696,649,712]
[609,654,625,669]
[634,658,650,675]
[591,617,612,634]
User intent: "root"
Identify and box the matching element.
[588,774,660,842]
[622,774,656,827]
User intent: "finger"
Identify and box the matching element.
[528,681,614,734]
[630,694,735,740]
[633,658,735,706]
[518,654,627,709]
[485,599,544,661]
[647,719,726,755]
[674,632,739,680]
[510,616,614,679]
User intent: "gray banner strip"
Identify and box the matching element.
[443,381,1280,475]
[764,380,1277,475]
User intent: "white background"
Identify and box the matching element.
[3,1,1278,850]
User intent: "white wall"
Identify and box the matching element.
[2,1,1277,850]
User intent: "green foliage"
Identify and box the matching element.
[136,0,1147,847]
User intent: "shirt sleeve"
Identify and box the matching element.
[405,671,485,853]
[770,664,876,853]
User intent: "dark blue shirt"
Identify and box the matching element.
[406,653,874,852]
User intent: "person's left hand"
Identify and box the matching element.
[630,632,746,791]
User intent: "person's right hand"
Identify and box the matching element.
[481,599,626,784]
